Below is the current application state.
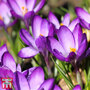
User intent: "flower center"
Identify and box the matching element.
[70,48,76,53]
[40,34,43,36]
[60,23,64,26]
[22,6,28,15]
[0,15,3,21]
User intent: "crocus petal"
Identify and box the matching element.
[34,0,45,13]
[18,47,39,58]
[73,85,81,90]
[53,49,66,61]
[53,85,62,90]
[0,44,7,62]
[15,71,30,90]
[48,11,60,29]
[19,29,36,48]
[17,64,21,72]
[47,37,65,54]
[79,19,90,30]
[65,52,76,62]
[69,18,80,32]
[32,15,42,39]
[75,7,90,23]
[26,0,36,11]
[40,19,49,37]
[2,52,16,72]
[48,23,55,36]
[24,11,34,20]
[57,26,75,53]
[8,0,22,16]
[35,36,46,53]
[85,48,90,57]
[73,24,82,50]
[24,11,35,29]
[10,10,23,19]
[28,67,44,90]
[22,67,36,78]
[77,34,87,57]
[38,78,54,90]
[62,13,70,26]
[0,20,5,27]
[0,2,11,25]
[0,66,14,78]
[15,0,26,9]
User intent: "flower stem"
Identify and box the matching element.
[76,70,83,89]
[44,56,52,77]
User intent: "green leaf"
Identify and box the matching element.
[51,56,74,89]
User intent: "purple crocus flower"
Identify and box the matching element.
[22,66,61,90]
[0,66,29,90]
[48,11,79,32]
[73,85,81,90]
[8,0,45,29]
[18,15,54,58]
[47,24,87,64]
[0,44,7,64]
[0,1,17,30]
[0,44,21,72]
[18,15,55,73]
[75,7,90,30]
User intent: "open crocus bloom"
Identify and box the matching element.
[8,0,45,19]
[18,15,55,59]
[48,11,79,32]
[75,7,90,30]
[22,67,61,90]
[73,85,81,90]
[0,1,11,28]
[47,24,87,63]
[0,1,17,30]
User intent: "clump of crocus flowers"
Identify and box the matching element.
[0,0,90,90]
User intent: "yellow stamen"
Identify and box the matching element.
[22,6,28,15]
[0,15,3,21]
[40,34,43,36]
[60,23,64,26]
[70,48,76,53]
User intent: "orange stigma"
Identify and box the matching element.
[0,15,3,21]
[22,6,28,15]
[70,48,76,53]
[60,23,64,26]
[40,34,43,36]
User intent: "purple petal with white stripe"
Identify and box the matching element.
[18,47,39,59]
[28,67,44,90]
[48,11,60,29]
[38,78,54,90]
[34,0,45,13]
[62,13,70,26]
[2,52,16,72]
